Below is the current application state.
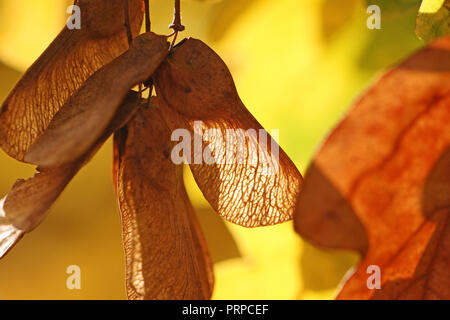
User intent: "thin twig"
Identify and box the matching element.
[144,0,151,32]
[123,0,133,46]
[169,31,179,51]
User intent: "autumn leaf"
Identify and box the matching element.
[294,36,450,299]
[114,105,214,300]
[0,0,143,161]
[154,38,303,227]
[416,0,450,42]
[25,32,169,167]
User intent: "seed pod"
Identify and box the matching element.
[0,0,144,161]
[25,32,169,167]
[115,106,214,300]
[0,92,142,259]
[154,38,303,227]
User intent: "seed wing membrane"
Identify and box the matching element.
[115,106,213,300]
[0,0,144,161]
[154,38,303,227]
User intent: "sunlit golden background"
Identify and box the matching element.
[0,0,423,299]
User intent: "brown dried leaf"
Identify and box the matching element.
[294,37,450,299]
[154,38,303,227]
[0,0,144,161]
[115,106,213,300]
[0,92,141,259]
[25,32,169,168]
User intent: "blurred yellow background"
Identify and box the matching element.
[0,0,422,299]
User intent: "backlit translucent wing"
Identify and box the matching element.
[154,38,303,227]
[0,0,143,161]
[115,106,214,300]
[25,32,169,167]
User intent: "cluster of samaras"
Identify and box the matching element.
[0,0,302,299]
[0,0,449,300]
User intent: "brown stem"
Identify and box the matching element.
[169,0,185,32]
[169,31,179,51]
[144,0,151,32]
[123,0,133,46]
